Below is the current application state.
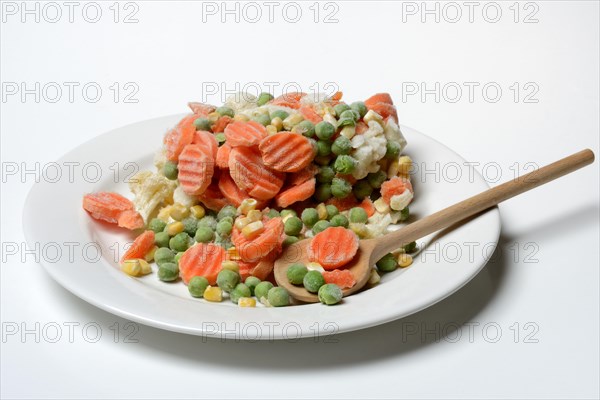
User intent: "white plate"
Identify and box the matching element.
[23,115,500,340]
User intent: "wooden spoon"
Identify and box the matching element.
[274,149,595,303]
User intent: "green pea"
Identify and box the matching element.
[316,140,332,157]
[367,170,387,189]
[254,281,274,300]
[216,269,239,293]
[270,109,289,121]
[217,205,237,221]
[197,215,217,230]
[155,231,171,248]
[314,183,332,202]
[349,207,368,223]
[216,220,233,236]
[154,247,175,266]
[331,136,352,156]
[331,178,352,198]
[284,216,303,236]
[267,287,289,307]
[316,166,335,183]
[334,155,357,174]
[292,120,315,137]
[318,283,343,305]
[230,283,252,304]
[283,235,300,247]
[252,114,271,127]
[256,92,274,106]
[312,220,331,234]
[301,208,319,227]
[216,106,235,118]
[169,232,190,252]
[350,101,368,118]
[287,263,308,285]
[400,206,410,221]
[182,217,198,236]
[353,180,373,200]
[404,241,417,253]
[163,161,178,180]
[315,121,335,140]
[385,141,401,159]
[314,155,332,166]
[195,226,215,243]
[337,118,355,128]
[158,262,179,282]
[188,276,209,298]
[376,253,398,272]
[214,233,232,249]
[267,209,280,218]
[280,209,297,219]
[194,117,212,131]
[148,218,167,234]
[244,276,261,296]
[330,214,349,228]
[325,204,339,218]
[303,270,325,293]
[339,109,359,122]
[333,103,351,117]
[215,132,226,145]
[175,252,184,264]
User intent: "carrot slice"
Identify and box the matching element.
[270,92,306,109]
[83,192,143,229]
[238,246,281,281]
[188,102,216,116]
[217,172,267,208]
[198,180,230,211]
[164,114,196,161]
[259,132,317,172]
[322,269,356,289]
[326,194,359,211]
[232,217,284,262]
[286,164,319,186]
[229,146,284,200]
[365,93,393,107]
[216,143,231,169]
[178,144,215,195]
[121,231,155,262]
[308,227,359,270]
[368,102,398,123]
[211,115,233,133]
[358,198,376,218]
[179,243,226,284]
[299,106,323,124]
[381,177,413,204]
[192,130,218,160]
[224,121,267,147]
[275,178,316,208]
[117,209,145,230]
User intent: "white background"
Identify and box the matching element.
[1,1,599,399]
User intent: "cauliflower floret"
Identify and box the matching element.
[129,171,176,223]
[350,120,387,179]
[223,92,257,113]
[365,212,393,238]
[173,185,197,208]
[390,189,413,211]
[384,118,407,153]
[154,147,168,172]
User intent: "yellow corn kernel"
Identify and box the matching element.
[207,111,220,123]
[349,222,369,238]
[266,125,278,135]
[247,209,262,222]
[234,216,251,230]
[368,268,381,285]
[227,247,241,261]
[316,203,328,220]
[398,156,412,176]
[121,259,142,276]
[203,286,223,302]
[170,203,190,221]
[283,114,304,130]
[373,198,390,214]
[234,114,249,122]
[340,125,356,139]
[157,205,173,222]
[238,297,256,308]
[145,246,158,262]
[190,205,206,219]
[166,221,185,236]
[221,260,239,273]
[398,253,413,268]
[364,109,384,126]
[271,116,284,131]
[138,259,152,275]
[238,198,258,215]
[387,159,400,178]
[242,221,264,239]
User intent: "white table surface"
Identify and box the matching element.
[1,1,599,398]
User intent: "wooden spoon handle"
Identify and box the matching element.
[373,149,595,259]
